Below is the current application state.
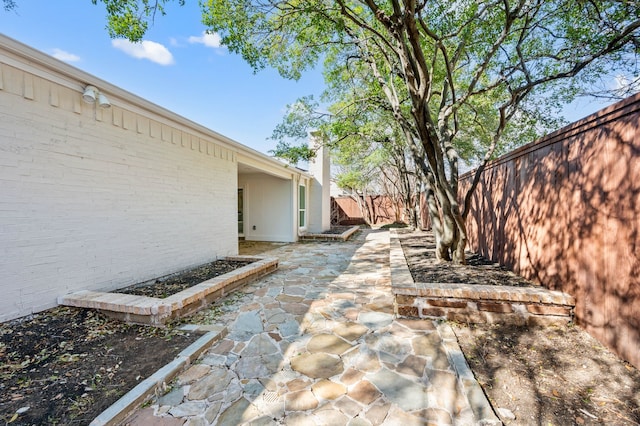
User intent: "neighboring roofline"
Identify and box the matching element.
[0,33,310,180]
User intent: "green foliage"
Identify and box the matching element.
[267,96,323,165]
[90,1,639,167]
[2,0,16,11]
[90,0,640,258]
[91,0,185,41]
[269,141,316,165]
[202,0,345,80]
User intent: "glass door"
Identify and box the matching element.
[238,188,244,237]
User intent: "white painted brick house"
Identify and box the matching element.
[0,34,330,322]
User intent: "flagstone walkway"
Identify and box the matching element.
[123,229,500,425]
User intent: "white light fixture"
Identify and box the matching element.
[97,92,111,108]
[82,85,98,103]
[82,85,111,109]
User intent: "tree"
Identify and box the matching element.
[95,0,640,263]
[2,0,16,12]
[270,93,421,228]
[331,126,419,227]
[269,74,420,228]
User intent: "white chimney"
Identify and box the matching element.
[307,131,331,233]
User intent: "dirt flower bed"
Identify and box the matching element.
[400,229,640,424]
[400,229,537,287]
[321,226,353,235]
[118,259,252,298]
[0,307,201,425]
[0,258,255,425]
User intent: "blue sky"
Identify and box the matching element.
[0,1,627,156]
[0,1,325,155]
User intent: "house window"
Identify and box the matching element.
[298,184,306,228]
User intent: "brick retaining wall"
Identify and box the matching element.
[390,230,575,326]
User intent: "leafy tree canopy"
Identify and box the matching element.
[90,0,185,41]
[2,0,16,12]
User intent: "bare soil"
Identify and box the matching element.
[0,307,201,425]
[118,259,252,298]
[400,229,640,425]
[0,259,251,425]
[400,229,536,287]
[455,323,640,425]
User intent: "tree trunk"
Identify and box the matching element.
[405,198,417,229]
[423,177,467,264]
[402,171,417,229]
[351,190,372,225]
[431,209,467,264]
[369,195,379,225]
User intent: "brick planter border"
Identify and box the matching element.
[58,256,278,325]
[390,230,575,326]
[300,225,360,241]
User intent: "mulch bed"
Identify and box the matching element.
[308,225,353,235]
[400,229,640,425]
[118,259,252,298]
[399,229,537,287]
[320,226,354,235]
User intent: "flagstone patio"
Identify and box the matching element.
[110,229,501,425]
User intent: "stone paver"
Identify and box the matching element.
[122,230,500,425]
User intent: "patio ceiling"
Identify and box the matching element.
[237,162,266,175]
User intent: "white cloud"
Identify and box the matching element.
[111,39,174,65]
[188,31,222,49]
[51,48,80,62]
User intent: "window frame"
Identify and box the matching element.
[298,184,306,229]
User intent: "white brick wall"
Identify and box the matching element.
[0,62,238,321]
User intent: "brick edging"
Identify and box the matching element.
[300,225,360,241]
[89,327,227,426]
[389,230,575,326]
[59,256,278,325]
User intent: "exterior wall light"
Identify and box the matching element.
[82,85,111,108]
[82,85,98,103]
[97,92,111,108]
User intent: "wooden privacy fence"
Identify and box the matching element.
[452,93,640,369]
[331,195,401,225]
